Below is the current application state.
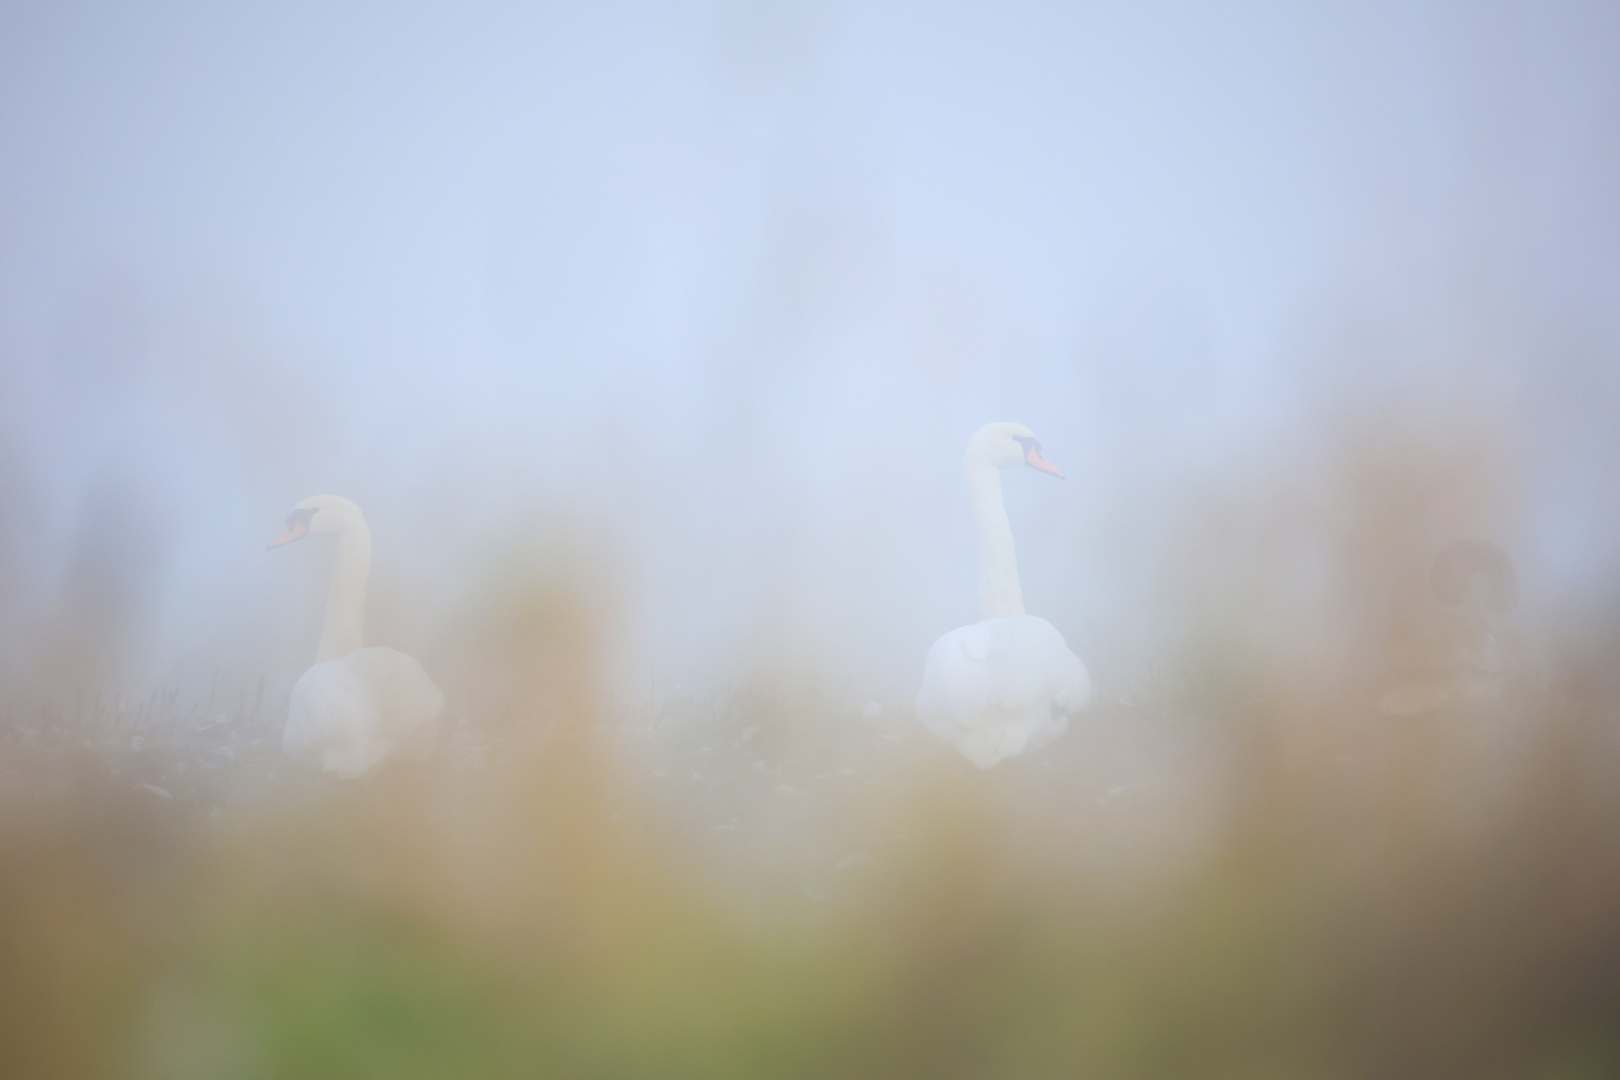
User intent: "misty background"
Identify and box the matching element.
[1,0,1617,711]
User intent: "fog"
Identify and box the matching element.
[3,0,1613,701]
[3,1,1620,1075]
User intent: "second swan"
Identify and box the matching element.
[915,423,1090,768]
[269,495,445,778]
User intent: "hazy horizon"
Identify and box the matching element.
[2,0,1616,708]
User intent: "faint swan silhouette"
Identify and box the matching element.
[914,423,1091,768]
[269,495,443,777]
[1378,538,1531,716]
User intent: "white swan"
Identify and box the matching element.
[915,423,1091,768]
[268,495,444,778]
[1378,539,1532,716]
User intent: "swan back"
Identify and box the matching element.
[284,646,445,778]
[915,615,1091,768]
[1377,540,1531,715]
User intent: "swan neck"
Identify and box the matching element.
[316,525,370,663]
[965,457,1024,619]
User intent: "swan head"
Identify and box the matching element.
[268,495,366,549]
[966,422,1065,478]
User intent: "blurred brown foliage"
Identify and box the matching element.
[3,420,1619,1079]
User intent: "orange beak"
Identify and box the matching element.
[267,520,309,549]
[1026,446,1065,478]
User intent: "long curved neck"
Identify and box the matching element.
[965,457,1024,619]
[316,522,370,662]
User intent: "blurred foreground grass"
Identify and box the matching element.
[4,663,1619,1079]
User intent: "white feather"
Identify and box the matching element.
[273,495,445,778]
[285,646,444,779]
[916,615,1090,768]
[915,423,1090,768]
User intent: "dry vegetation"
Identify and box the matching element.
[3,427,1619,1079]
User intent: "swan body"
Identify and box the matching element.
[1378,539,1532,716]
[915,422,1090,768]
[285,647,444,778]
[917,614,1090,768]
[270,495,444,777]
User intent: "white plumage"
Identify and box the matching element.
[915,422,1090,768]
[270,495,444,778]
[916,615,1090,769]
[284,647,444,779]
[1378,538,1533,716]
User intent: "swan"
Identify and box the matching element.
[1378,538,1532,716]
[268,495,444,777]
[915,423,1091,768]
